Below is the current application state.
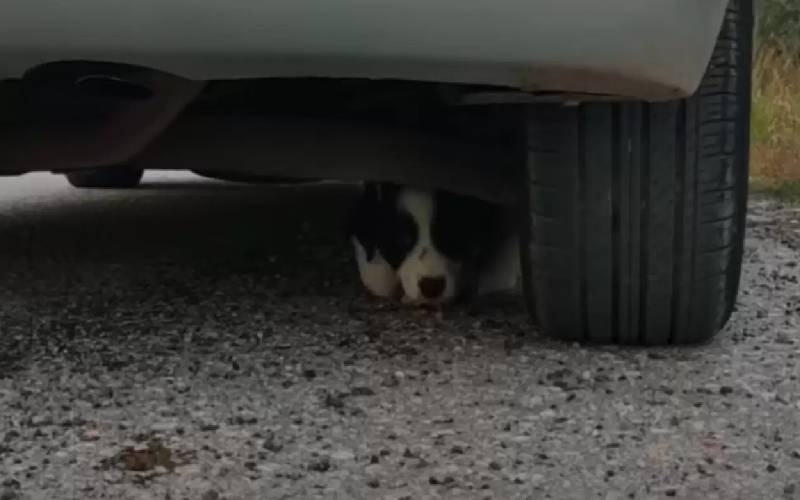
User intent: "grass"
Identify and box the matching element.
[750,44,800,202]
[750,178,800,203]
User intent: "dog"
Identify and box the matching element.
[348,182,520,305]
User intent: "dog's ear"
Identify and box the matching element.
[347,183,382,261]
[363,182,382,204]
[368,181,403,204]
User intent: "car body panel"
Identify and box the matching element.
[0,0,729,100]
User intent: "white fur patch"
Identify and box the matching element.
[395,188,459,303]
[352,237,399,298]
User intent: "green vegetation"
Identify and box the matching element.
[751,0,800,199]
[751,179,800,203]
[758,0,800,54]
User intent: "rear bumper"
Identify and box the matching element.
[0,0,728,100]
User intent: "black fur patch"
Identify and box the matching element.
[431,189,498,266]
[348,183,417,268]
[349,183,500,272]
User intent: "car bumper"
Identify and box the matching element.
[0,0,728,100]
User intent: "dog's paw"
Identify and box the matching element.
[352,237,399,298]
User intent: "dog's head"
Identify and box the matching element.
[349,183,498,304]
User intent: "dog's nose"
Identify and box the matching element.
[419,276,446,300]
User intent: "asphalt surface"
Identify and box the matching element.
[1,172,799,500]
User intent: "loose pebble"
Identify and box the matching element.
[0,179,797,499]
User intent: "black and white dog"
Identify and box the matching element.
[348,182,520,305]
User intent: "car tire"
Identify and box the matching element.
[65,167,144,189]
[519,0,752,345]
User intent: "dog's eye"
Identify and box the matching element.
[397,228,414,246]
[395,213,417,249]
[376,211,418,269]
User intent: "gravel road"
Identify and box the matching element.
[1,172,799,500]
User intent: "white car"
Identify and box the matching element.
[0,0,753,345]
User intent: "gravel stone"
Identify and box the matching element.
[307,456,331,473]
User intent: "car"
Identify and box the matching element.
[0,0,752,345]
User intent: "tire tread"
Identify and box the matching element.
[523,0,751,344]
